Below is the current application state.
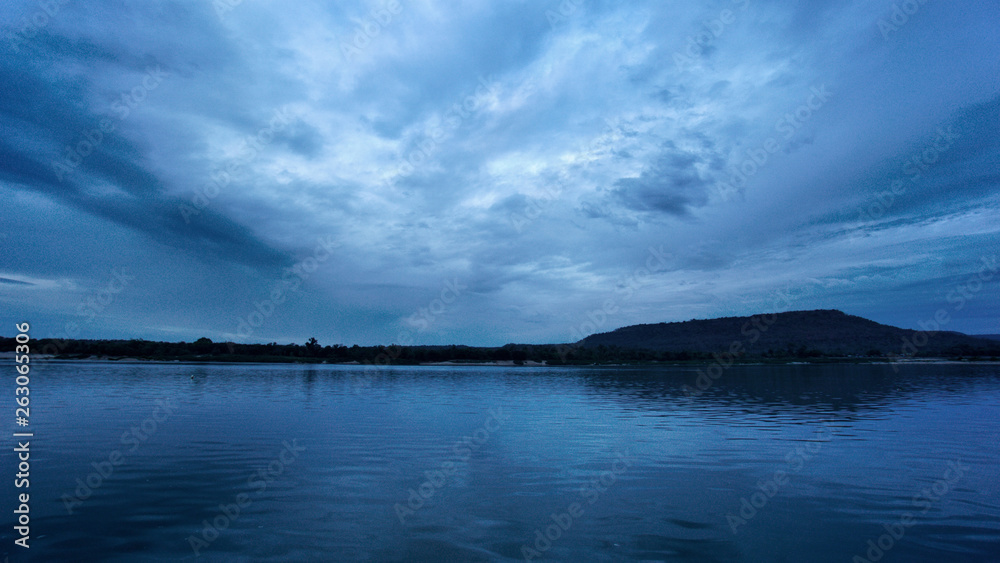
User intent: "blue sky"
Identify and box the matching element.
[1,0,998,346]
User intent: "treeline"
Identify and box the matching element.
[579,310,1000,359]
[8,337,582,364]
[3,336,997,365]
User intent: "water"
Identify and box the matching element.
[2,362,999,562]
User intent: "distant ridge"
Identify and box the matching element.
[976,334,1000,342]
[578,309,1000,357]
[4,310,997,365]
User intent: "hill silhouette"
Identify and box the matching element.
[4,310,998,365]
[577,309,999,358]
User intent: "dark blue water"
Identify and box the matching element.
[2,362,999,561]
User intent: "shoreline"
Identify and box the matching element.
[2,353,997,368]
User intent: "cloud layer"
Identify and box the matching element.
[2,0,998,345]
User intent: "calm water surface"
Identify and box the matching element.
[2,362,999,562]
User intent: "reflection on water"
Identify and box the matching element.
[2,362,999,561]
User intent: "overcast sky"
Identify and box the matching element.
[2,0,998,347]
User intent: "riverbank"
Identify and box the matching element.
[3,352,997,368]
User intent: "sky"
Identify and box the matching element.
[1,0,998,347]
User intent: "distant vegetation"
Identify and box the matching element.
[578,310,1000,359]
[3,310,998,365]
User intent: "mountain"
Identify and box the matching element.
[577,310,1000,357]
[976,335,1000,342]
[6,310,996,365]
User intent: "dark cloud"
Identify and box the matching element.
[0,8,294,271]
[2,0,999,344]
[610,144,712,217]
